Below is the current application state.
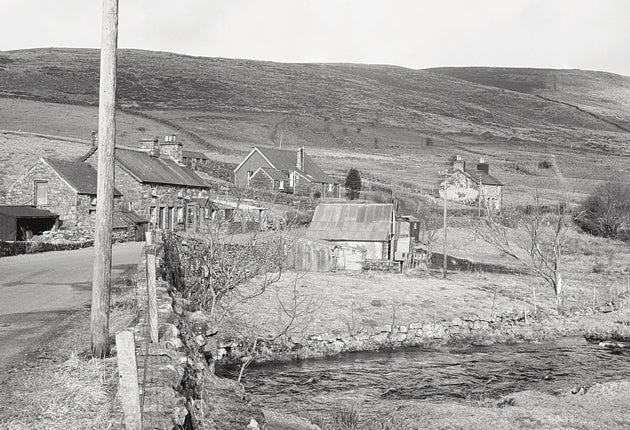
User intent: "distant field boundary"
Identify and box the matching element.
[0,129,91,145]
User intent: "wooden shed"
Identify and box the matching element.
[0,206,59,241]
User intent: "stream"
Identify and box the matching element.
[219,337,630,418]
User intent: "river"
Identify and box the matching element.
[219,337,630,418]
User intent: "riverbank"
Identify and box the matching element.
[211,267,630,365]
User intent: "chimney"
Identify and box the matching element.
[160,134,183,164]
[139,137,160,157]
[477,157,489,174]
[296,146,305,171]
[453,154,466,171]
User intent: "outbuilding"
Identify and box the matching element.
[0,206,59,241]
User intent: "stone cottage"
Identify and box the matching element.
[84,135,210,232]
[234,146,340,198]
[4,157,123,231]
[439,156,503,212]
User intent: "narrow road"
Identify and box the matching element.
[0,242,144,371]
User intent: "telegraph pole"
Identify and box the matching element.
[91,0,119,358]
[440,170,448,278]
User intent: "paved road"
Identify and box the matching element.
[0,242,144,371]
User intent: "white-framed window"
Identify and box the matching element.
[279,180,285,190]
[90,196,97,206]
[178,187,185,198]
[177,206,184,223]
[151,185,158,197]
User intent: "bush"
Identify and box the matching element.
[575,182,630,239]
[538,160,552,169]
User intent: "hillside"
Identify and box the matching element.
[1,48,630,205]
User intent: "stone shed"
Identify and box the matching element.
[4,157,123,231]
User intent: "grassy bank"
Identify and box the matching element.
[0,274,137,429]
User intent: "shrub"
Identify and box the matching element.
[575,182,630,239]
[538,160,552,169]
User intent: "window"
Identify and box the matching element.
[178,187,185,198]
[279,180,285,190]
[149,207,156,225]
[34,181,48,206]
[90,196,97,206]
[151,185,158,197]
[177,207,184,223]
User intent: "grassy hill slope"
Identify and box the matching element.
[1,48,630,205]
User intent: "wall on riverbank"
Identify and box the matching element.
[219,307,630,364]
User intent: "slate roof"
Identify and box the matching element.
[44,158,123,196]
[182,150,209,160]
[255,167,288,182]
[115,148,209,188]
[112,211,148,229]
[307,203,394,242]
[253,147,335,184]
[0,206,59,219]
[459,169,503,186]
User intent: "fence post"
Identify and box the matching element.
[145,230,153,246]
[116,329,142,429]
[146,246,159,343]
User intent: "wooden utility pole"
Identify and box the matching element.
[91,0,119,358]
[441,170,448,278]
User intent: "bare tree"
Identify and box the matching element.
[476,192,568,309]
[416,202,440,270]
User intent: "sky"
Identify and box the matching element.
[2,0,630,75]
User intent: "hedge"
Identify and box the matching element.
[0,240,94,258]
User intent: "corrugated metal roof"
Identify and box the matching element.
[115,148,209,188]
[0,206,59,219]
[182,150,209,160]
[307,203,393,241]
[44,158,123,196]
[257,147,335,184]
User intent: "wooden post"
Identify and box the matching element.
[91,0,119,358]
[146,247,159,343]
[115,330,142,429]
[442,171,448,278]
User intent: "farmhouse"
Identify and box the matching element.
[439,156,503,212]
[4,157,124,231]
[83,135,210,232]
[234,146,340,198]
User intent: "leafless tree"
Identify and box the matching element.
[475,192,568,309]
[416,201,440,270]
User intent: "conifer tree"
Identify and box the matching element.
[345,168,362,200]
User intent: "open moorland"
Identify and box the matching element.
[1,48,630,206]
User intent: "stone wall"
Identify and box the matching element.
[5,159,81,228]
[218,312,601,365]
